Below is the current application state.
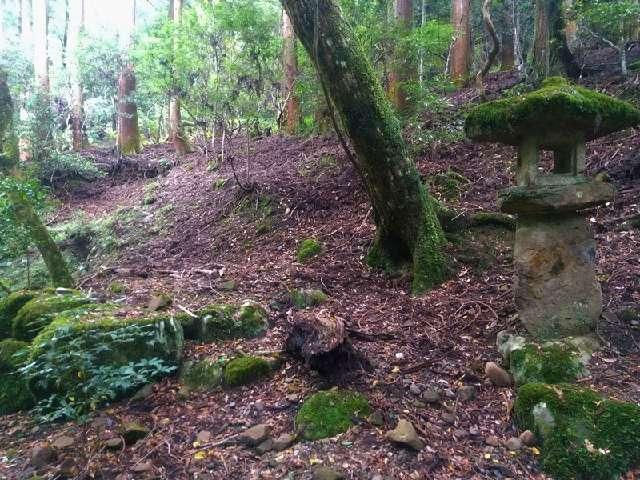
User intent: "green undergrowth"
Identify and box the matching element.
[223,356,271,387]
[296,238,322,263]
[0,291,37,338]
[296,390,371,440]
[514,383,640,480]
[510,343,586,385]
[0,338,33,414]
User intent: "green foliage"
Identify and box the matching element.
[580,0,640,48]
[296,390,371,440]
[11,292,93,341]
[514,383,640,480]
[296,238,322,263]
[0,291,37,339]
[510,343,586,385]
[180,358,225,391]
[23,316,182,422]
[0,338,33,414]
[465,77,640,146]
[223,356,271,387]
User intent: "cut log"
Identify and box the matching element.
[284,312,366,375]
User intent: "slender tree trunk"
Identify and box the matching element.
[500,0,515,71]
[169,0,189,154]
[419,0,426,83]
[70,0,84,151]
[117,64,141,154]
[475,0,500,92]
[450,0,471,84]
[389,0,413,113]
[621,38,628,76]
[562,0,577,49]
[281,0,446,292]
[282,10,300,134]
[33,0,48,91]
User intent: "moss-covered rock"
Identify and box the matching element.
[289,289,328,309]
[12,292,93,341]
[181,301,268,343]
[0,291,37,339]
[179,358,224,391]
[296,390,371,440]
[465,77,640,148]
[514,383,640,480]
[223,356,271,387]
[0,339,34,414]
[510,343,587,386]
[296,238,322,262]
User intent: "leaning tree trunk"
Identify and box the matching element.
[281,0,446,292]
[450,0,472,85]
[282,10,300,134]
[389,0,413,113]
[117,64,141,155]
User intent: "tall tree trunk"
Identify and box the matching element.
[280,0,446,292]
[551,0,580,78]
[282,10,300,134]
[450,0,471,84]
[389,0,413,113]
[70,0,84,151]
[169,0,189,154]
[117,0,141,154]
[117,64,141,154]
[500,0,515,71]
[33,0,48,91]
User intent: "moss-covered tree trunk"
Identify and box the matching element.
[116,64,141,155]
[280,0,446,292]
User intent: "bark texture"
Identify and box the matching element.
[282,10,300,134]
[33,0,48,90]
[533,0,551,80]
[389,0,413,112]
[451,0,471,84]
[169,0,190,154]
[281,0,446,292]
[500,0,516,71]
[117,64,141,155]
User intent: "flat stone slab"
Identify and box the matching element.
[465,77,640,149]
[514,214,601,339]
[499,181,614,215]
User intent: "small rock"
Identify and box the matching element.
[368,411,384,426]
[31,443,57,468]
[254,400,265,412]
[519,430,537,447]
[52,435,75,449]
[57,457,77,477]
[385,419,425,451]
[313,466,345,480]
[219,280,238,291]
[409,383,422,395]
[147,293,172,311]
[285,394,300,403]
[256,438,274,454]
[485,362,513,387]
[177,385,191,399]
[469,425,480,436]
[441,413,456,425]
[104,438,123,450]
[238,424,271,447]
[457,385,477,402]
[453,429,468,440]
[131,384,154,402]
[485,435,501,447]
[272,433,296,451]
[421,388,441,404]
[122,422,150,445]
[413,400,426,408]
[504,437,522,451]
[196,430,212,443]
[131,462,154,473]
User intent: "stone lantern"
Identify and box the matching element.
[465,77,640,340]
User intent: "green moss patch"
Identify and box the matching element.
[510,343,586,386]
[296,238,322,263]
[465,77,640,147]
[180,358,224,391]
[12,292,93,341]
[223,356,271,387]
[181,301,268,343]
[0,339,33,414]
[514,383,640,480]
[0,291,37,339]
[0,339,29,373]
[289,289,328,309]
[296,390,371,440]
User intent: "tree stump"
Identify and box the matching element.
[284,312,366,375]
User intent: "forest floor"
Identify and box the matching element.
[1,67,640,480]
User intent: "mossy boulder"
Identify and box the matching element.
[0,290,37,339]
[0,339,34,414]
[514,383,640,480]
[465,77,640,149]
[296,390,371,440]
[296,238,322,263]
[223,356,271,387]
[181,301,268,343]
[179,358,224,391]
[510,343,587,386]
[12,291,94,341]
[289,289,328,309]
